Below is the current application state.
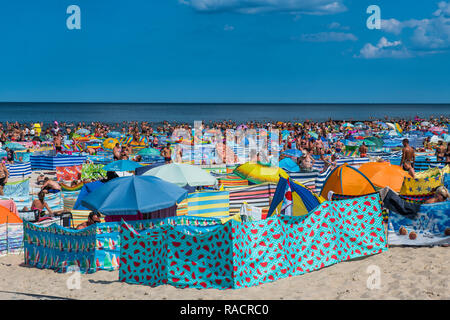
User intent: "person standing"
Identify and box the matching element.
[400,138,415,178]
[0,159,9,196]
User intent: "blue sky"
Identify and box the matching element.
[0,0,449,103]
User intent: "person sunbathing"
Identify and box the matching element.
[424,186,449,204]
[41,177,62,194]
[76,211,101,230]
[31,191,53,216]
[379,186,448,218]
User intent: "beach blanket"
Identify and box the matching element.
[119,194,386,289]
[388,200,450,246]
[56,165,82,182]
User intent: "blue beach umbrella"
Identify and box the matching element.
[108,131,122,138]
[81,175,188,215]
[76,128,90,135]
[282,149,304,158]
[279,157,300,173]
[103,160,142,172]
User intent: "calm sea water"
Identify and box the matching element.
[0,103,448,124]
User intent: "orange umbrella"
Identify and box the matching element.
[0,206,22,224]
[358,161,410,192]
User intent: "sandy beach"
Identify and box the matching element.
[0,247,448,300]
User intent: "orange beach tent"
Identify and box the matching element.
[358,161,410,192]
[320,163,377,198]
[0,206,22,224]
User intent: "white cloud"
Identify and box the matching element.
[328,22,350,30]
[296,31,357,42]
[179,0,347,15]
[357,37,412,59]
[381,2,450,51]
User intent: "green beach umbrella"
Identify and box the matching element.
[143,163,217,187]
[137,148,160,156]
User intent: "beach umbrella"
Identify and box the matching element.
[137,147,160,156]
[308,131,318,139]
[282,149,304,158]
[4,142,26,151]
[103,160,142,172]
[103,138,119,150]
[358,162,410,192]
[81,175,187,215]
[279,157,300,173]
[107,131,122,138]
[76,128,90,135]
[421,121,430,127]
[343,123,354,129]
[143,163,217,187]
[430,135,443,144]
[234,162,289,184]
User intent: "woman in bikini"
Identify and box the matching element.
[31,191,53,216]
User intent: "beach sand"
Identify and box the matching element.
[0,247,448,300]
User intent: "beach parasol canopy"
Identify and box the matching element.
[76,128,90,135]
[103,160,142,172]
[282,149,304,158]
[81,175,187,215]
[107,131,122,138]
[279,157,300,173]
[421,121,430,127]
[103,138,119,150]
[143,163,217,187]
[358,162,410,192]
[4,142,26,151]
[137,147,160,156]
[234,162,289,184]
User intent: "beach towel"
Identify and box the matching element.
[388,200,450,246]
[187,191,230,218]
[56,165,82,182]
[118,194,386,289]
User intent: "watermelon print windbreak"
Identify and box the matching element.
[119,194,387,289]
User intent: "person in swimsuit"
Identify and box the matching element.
[0,160,8,196]
[358,142,368,157]
[400,138,415,178]
[31,191,53,216]
[41,177,62,194]
[435,141,445,162]
[161,143,172,164]
[54,133,62,154]
[113,143,121,161]
[76,211,102,230]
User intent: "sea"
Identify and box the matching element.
[0,103,448,124]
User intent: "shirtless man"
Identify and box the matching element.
[358,142,368,157]
[41,177,62,194]
[161,143,172,164]
[54,133,62,154]
[298,149,315,172]
[76,211,102,230]
[424,186,449,204]
[435,141,446,162]
[400,138,415,178]
[113,143,121,160]
[0,160,9,196]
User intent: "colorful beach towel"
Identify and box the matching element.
[388,200,450,246]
